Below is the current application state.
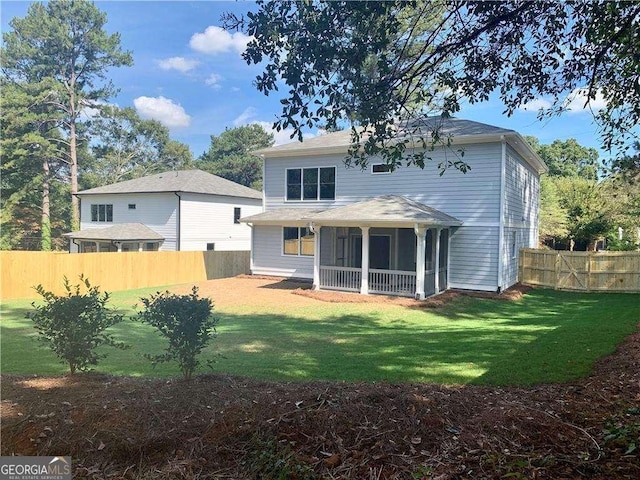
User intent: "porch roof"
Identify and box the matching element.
[241,195,462,227]
[309,195,462,226]
[241,207,325,225]
[63,223,164,242]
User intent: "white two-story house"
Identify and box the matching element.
[65,170,262,253]
[242,117,547,298]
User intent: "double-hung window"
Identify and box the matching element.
[283,227,314,256]
[286,167,335,201]
[91,204,113,222]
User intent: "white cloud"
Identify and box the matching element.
[518,97,552,112]
[133,96,191,129]
[205,73,223,89]
[233,107,320,146]
[564,87,608,113]
[189,26,252,55]
[157,56,199,73]
[233,107,258,127]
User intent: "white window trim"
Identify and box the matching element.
[371,163,392,175]
[285,166,337,202]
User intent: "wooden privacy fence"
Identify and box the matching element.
[519,248,640,292]
[0,250,250,300]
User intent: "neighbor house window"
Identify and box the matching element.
[234,207,241,224]
[372,163,392,174]
[206,243,215,251]
[128,204,136,210]
[286,167,335,201]
[283,227,314,256]
[90,204,113,222]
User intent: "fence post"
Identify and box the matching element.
[587,252,593,292]
[554,252,561,290]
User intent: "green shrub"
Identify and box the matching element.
[135,287,217,380]
[27,276,127,374]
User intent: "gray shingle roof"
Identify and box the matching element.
[242,195,461,227]
[63,223,164,241]
[241,208,325,224]
[78,170,262,199]
[253,117,515,157]
[309,195,462,225]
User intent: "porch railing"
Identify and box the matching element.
[369,269,417,297]
[319,266,361,292]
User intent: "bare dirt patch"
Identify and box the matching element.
[2,279,638,479]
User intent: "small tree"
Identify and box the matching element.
[135,287,217,380]
[27,276,127,374]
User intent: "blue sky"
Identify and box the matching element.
[1,1,615,161]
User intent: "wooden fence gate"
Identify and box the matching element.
[519,249,640,292]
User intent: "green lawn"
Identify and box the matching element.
[1,286,638,385]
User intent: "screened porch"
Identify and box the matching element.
[316,226,450,298]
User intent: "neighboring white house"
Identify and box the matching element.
[242,117,547,298]
[65,170,263,253]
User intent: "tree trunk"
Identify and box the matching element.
[41,158,52,251]
[70,119,79,231]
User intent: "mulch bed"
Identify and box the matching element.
[2,284,639,479]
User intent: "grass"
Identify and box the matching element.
[1,286,639,385]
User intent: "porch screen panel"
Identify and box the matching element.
[425,229,434,270]
[303,168,318,200]
[287,169,301,200]
[319,167,336,200]
[283,227,300,254]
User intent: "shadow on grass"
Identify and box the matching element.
[2,289,638,386]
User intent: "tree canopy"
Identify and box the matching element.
[84,107,193,188]
[2,0,133,229]
[198,124,274,190]
[225,1,639,169]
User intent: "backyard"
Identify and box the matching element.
[1,276,639,478]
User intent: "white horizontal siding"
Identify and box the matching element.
[252,225,313,279]
[180,194,262,251]
[79,193,178,250]
[263,142,503,224]
[502,145,540,288]
[449,226,499,291]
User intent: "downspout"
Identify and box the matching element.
[71,238,79,253]
[174,192,181,251]
[497,136,507,292]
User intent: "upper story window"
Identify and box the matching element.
[286,167,335,201]
[91,204,113,222]
[128,204,136,210]
[372,163,392,174]
[234,207,241,224]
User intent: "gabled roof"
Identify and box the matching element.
[63,223,164,242]
[252,116,547,174]
[241,195,462,227]
[77,169,262,199]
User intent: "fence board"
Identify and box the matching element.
[519,249,640,292]
[0,250,250,300]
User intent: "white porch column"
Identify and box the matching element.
[434,228,442,293]
[138,242,143,252]
[116,242,122,253]
[414,225,427,300]
[360,226,370,294]
[312,225,321,290]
